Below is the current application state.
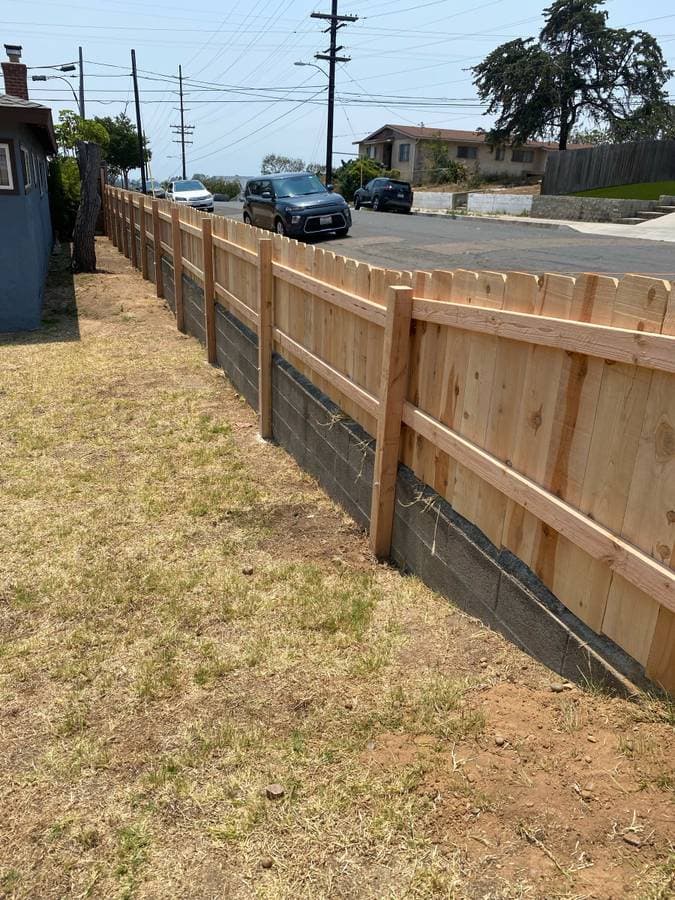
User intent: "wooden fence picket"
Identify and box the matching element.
[257,239,274,439]
[151,199,164,298]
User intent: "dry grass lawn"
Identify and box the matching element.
[0,240,673,899]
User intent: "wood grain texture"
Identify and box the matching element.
[370,286,414,558]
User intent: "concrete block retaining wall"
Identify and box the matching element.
[168,267,648,696]
[531,195,658,222]
[413,191,467,210]
[467,193,533,215]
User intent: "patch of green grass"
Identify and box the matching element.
[116,823,150,898]
[573,180,675,200]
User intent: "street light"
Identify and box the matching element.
[295,60,336,183]
[31,74,81,115]
[294,60,329,79]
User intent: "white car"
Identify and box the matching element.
[166,179,214,212]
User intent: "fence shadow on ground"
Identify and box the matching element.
[0,244,81,347]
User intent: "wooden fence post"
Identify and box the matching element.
[369,284,414,558]
[114,190,121,250]
[100,172,107,236]
[111,190,118,248]
[122,193,131,258]
[202,217,216,363]
[129,197,137,268]
[257,238,274,439]
[139,195,149,280]
[171,206,184,331]
[151,199,164,298]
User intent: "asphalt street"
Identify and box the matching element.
[213,200,675,279]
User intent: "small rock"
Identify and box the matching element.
[242,566,254,576]
[623,834,641,848]
[587,735,598,743]
[265,783,285,801]
[261,857,274,869]
[466,772,477,784]
[584,781,595,792]
[584,755,592,764]
[366,740,376,752]
[479,657,487,663]
[470,806,481,816]
[344,699,354,710]
[580,790,593,802]
[525,801,535,808]
[495,735,506,747]
[550,682,565,693]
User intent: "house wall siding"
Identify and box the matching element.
[0,122,52,332]
[360,132,549,185]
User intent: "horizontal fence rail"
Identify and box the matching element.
[103,186,675,693]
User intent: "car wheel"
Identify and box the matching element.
[243,212,252,226]
[354,197,361,210]
[334,227,349,237]
[372,195,381,211]
[275,218,287,236]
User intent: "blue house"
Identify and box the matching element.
[1,45,57,332]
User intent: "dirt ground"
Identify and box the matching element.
[0,239,673,900]
[414,183,541,195]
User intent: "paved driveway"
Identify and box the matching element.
[213,201,675,279]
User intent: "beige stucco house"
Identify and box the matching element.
[355,124,566,184]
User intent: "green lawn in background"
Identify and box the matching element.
[573,180,675,200]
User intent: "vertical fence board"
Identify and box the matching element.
[258,239,274,438]
[202,218,216,362]
[152,200,164,298]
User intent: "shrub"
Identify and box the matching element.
[333,158,401,201]
[48,157,81,241]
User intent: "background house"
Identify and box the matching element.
[0,44,56,332]
[356,125,565,184]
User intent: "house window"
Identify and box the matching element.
[20,146,32,190]
[495,147,505,161]
[398,143,410,163]
[366,145,376,159]
[512,149,534,163]
[457,146,477,159]
[0,142,14,191]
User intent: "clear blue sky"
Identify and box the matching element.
[10,0,675,179]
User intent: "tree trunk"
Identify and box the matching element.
[72,140,102,273]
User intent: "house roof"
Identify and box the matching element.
[0,93,57,154]
[355,124,581,150]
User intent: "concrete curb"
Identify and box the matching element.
[410,208,565,229]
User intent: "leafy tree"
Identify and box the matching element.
[332,158,400,201]
[260,154,322,175]
[472,0,672,150]
[54,110,109,155]
[94,113,150,188]
[48,156,81,240]
[420,135,468,185]
[192,174,242,198]
[569,127,611,144]
[610,102,675,141]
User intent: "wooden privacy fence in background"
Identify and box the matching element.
[103,186,675,692]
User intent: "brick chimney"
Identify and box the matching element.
[2,44,29,100]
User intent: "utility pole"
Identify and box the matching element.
[78,46,85,119]
[171,66,194,180]
[130,49,147,194]
[311,2,357,185]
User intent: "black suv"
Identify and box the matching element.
[243,173,351,238]
[353,177,413,213]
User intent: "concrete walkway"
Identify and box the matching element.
[413,208,675,243]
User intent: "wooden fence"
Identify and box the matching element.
[103,186,675,693]
[541,138,675,195]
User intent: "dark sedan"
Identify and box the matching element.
[354,177,413,213]
[243,173,351,238]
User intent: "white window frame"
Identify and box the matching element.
[20,146,32,191]
[512,148,534,163]
[0,142,14,191]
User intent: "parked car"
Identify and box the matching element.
[145,178,165,199]
[353,177,413,213]
[243,173,351,238]
[166,179,214,212]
